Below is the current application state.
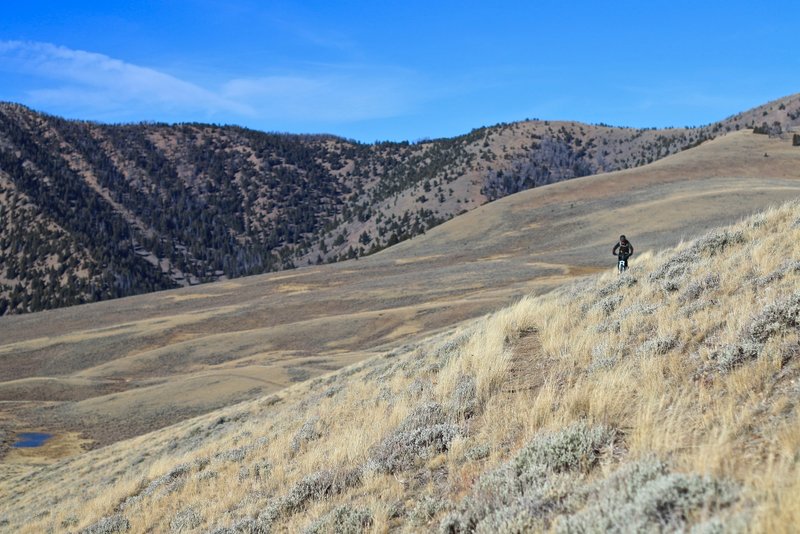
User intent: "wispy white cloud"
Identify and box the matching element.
[0,40,422,126]
[0,41,250,117]
[222,66,419,122]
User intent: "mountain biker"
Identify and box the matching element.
[612,235,634,271]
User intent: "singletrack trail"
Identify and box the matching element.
[502,327,554,394]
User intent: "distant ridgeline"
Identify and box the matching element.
[1,94,799,314]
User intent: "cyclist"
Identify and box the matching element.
[612,235,634,272]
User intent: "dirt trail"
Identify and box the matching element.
[502,328,554,393]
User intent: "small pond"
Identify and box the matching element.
[12,432,53,448]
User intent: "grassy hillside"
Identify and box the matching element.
[2,199,799,532]
[2,93,800,315]
[1,129,799,465]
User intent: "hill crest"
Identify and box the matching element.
[2,93,800,314]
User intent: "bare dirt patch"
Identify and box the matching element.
[502,328,558,394]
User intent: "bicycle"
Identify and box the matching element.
[617,255,630,273]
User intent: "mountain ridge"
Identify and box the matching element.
[2,93,799,314]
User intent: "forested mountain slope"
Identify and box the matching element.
[1,93,799,314]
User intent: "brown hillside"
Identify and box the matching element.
[2,93,799,315]
[1,129,798,464]
[2,173,800,532]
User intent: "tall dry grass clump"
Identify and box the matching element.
[2,202,800,533]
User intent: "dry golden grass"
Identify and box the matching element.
[2,129,800,466]
[2,199,800,532]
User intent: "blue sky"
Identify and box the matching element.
[1,1,798,142]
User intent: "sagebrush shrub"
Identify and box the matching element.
[376,385,395,404]
[617,302,659,321]
[568,457,668,507]
[590,341,625,366]
[435,330,474,363]
[290,416,321,453]
[683,298,717,318]
[596,295,624,316]
[398,402,446,432]
[649,251,694,285]
[303,505,373,534]
[711,291,800,373]
[79,515,130,534]
[633,474,736,525]
[555,459,738,533]
[275,468,360,518]
[713,342,760,373]
[214,445,254,463]
[248,460,272,481]
[170,506,201,533]
[594,319,620,334]
[748,291,800,343]
[753,268,786,288]
[409,495,446,525]
[587,356,617,373]
[441,423,616,532]
[748,212,768,229]
[370,423,461,473]
[465,443,491,461]
[597,274,638,298]
[323,383,343,398]
[61,515,80,528]
[122,462,197,510]
[779,338,800,367]
[472,500,548,534]
[513,422,616,475]
[693,229,745,257]
[406,378,432,398]
[649,230,742,291]
[680,273,720,304]
[208,516,271,534]
[283,470,337,514]
[450,375,478,419]
[439,512,466,534]
[637,336,678,357]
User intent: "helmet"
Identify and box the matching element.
[620,235,626,240]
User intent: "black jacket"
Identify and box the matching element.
[613,240,633,257]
